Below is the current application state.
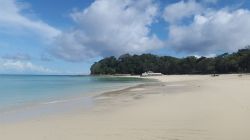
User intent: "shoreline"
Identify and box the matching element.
[0,77,149,123]
[1,74,250,139]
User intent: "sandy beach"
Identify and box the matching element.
[1,74,250,140]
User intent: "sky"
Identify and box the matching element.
[1,0,250,74]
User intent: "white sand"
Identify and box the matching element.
[1,74,250,140]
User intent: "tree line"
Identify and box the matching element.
[90,47,250,75]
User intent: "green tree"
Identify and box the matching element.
[90,48,250,75]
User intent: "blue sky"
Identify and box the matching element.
[1,0,250,74]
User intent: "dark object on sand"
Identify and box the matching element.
[211,74,219,77]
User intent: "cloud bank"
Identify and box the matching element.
[164,0,250,55]
[0,0,60,39]
[0,58,56,74]
[52,0,163,61]
[2,0,250,64]
[53,0,250,59]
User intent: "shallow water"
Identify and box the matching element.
[0,75,146,115]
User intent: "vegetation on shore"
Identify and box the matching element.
[90,47,250,75]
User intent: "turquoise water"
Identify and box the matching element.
[0,75,145,111]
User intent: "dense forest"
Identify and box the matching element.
[90,47,250,75]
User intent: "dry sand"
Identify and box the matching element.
[1,74,250,140]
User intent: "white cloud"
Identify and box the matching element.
[2,0,248,64]
[163,1,250,55]
[0,0,60,40]
[163,0,203,23]
[52,0,163,61]
[167,9,250,54]
[0,58,57,74]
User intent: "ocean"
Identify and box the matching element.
[0,75,146,122]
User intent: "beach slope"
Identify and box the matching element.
[1,74,250,140]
